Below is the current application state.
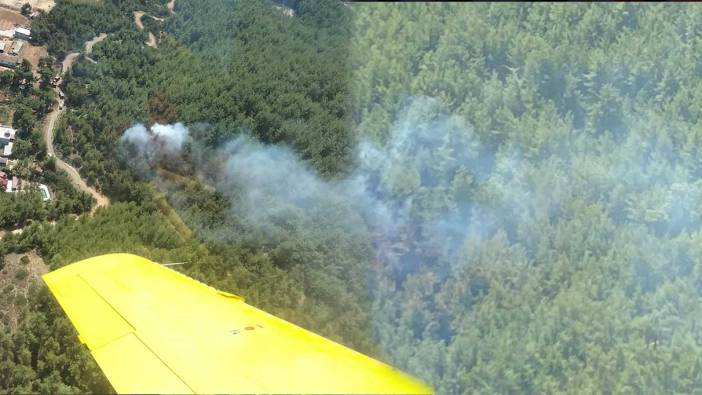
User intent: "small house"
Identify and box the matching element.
[0,53,18,68]
[14,28,30,40]
[4,177,20,192]
[0,126,16,145]
[2,141,13,157]
[10,40,23,56]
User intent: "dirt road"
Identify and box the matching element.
[134,11,159,48]
[43,100,109,212]
[167,0,175,14]
[146,32,157,48]
[61,52,78,73]
[134,11,164,29]
[43,35,110,214]
[133,10,144,29]
[85,33,107,53]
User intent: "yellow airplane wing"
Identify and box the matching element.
[42,253,432,394]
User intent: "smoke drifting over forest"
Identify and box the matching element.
[120,94,702,381]
[122,95,702,268]
[121,92,702,288]
[8,2,700,393]
[120,98,492,274]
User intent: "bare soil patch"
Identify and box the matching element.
[0,7,27,30]
[22,42,46,69]
[0,0,54,13]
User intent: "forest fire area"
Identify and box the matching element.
[370,226,435,285]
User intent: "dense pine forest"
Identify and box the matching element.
[2,1,702,394]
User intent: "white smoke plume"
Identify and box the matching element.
[120,122,191,179]
[151,122,190,154]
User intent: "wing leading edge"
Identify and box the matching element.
[43,253,432,394]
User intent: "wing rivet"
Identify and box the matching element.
[244,326,255,331]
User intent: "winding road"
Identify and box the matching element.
[134,10,161,48]
[41,0,177,214]
[43,34,110,214]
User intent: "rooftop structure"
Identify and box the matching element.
[2,141,13,157]
[0,53,18,68]
[9,40,23,56]
[0,126,16,144]
[14,27,30,40]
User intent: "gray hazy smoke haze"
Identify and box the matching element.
[119,95,702,380]
[119,97,486,264]
[119,93,702,283]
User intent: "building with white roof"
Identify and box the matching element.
[0,126,15,145]
[14,27,30,40]
[0,53,18,68]
[2,141,13,157]
[0,125,14,153]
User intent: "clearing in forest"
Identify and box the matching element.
[0,7,27,30]
[0,251,48,333]
[0,0,54,12]
[22,42,47,70]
